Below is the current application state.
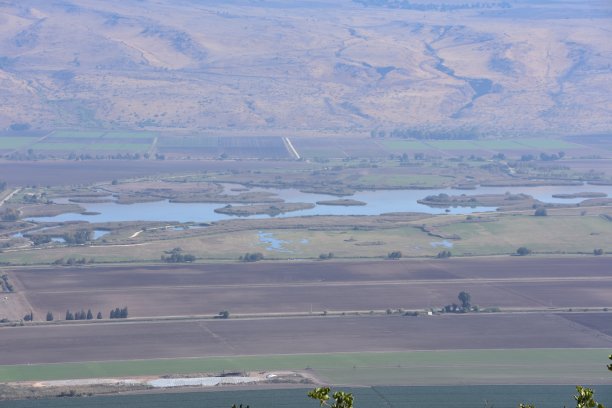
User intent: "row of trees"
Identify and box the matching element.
[110,307,129,319]
[240,252,264,262]
[1,274,13,292]
[64,309,101,321]
[63,229,92,244]
[27,307,128,321]
[5,152,166,161]
[162,247,196,263]
[52,257,95,265]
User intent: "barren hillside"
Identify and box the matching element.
[0,0,610,136]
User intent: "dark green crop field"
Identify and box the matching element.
[3,385,612,408]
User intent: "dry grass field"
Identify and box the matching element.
[0,0,610,135]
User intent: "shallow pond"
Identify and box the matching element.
[93,230,110,240]
[258,231,292,252]
[27,183,612,223]
[430,240,454,248]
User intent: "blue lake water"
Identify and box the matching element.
[27,184,612,224]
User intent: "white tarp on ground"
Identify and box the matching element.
[147,377,259,388]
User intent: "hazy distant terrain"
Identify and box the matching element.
[0,0,611,136]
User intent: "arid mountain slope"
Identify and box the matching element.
[0,0,610,136]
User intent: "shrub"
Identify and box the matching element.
[534,207,547,216]
[387,251,402,259]
[240,252,264,262]
[216,310,230,319]
[516,247,531,256]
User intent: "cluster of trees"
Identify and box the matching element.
[387,251,402,259]
[441,291,474,313]
[109,307,128,319]
[515,152,568,162]
[594,249,604,256]
[52,257,95,265]
[0,208,19,221]
[65,309,101,321]
[23,311,34,321]
[1,274,13,292]
[240,252,264,262]
[319,252,335,260]
[423,193,451,203]
[161,247,196,263]
[31,235,52,245]
[22,193,49,204]
[370,128,478,140]
[9,123,30,131]
[0,181,6,191]
[436,250,452,259]
[63,230,92,244]
[539,152,565,161]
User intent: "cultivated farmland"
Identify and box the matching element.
[4,257,612,319]
[1,314,611,367]
[157,136,292,159]
[4,385,612,408]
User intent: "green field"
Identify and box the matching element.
[356,174,452,188]
[101,131,155,139]
[515,139,578,149]
[158,136,219,147]
[50,131,154,139]
[0,349,608,384]
[0,137,40,149]
[439,214,612,256]
[379,138,582,153]
[4,385,611,408]
[31,143,151,152]
[51,131,106,138]
[380,140,430,151]
[1,213,609,264]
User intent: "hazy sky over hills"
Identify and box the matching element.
[0,0,610,136]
